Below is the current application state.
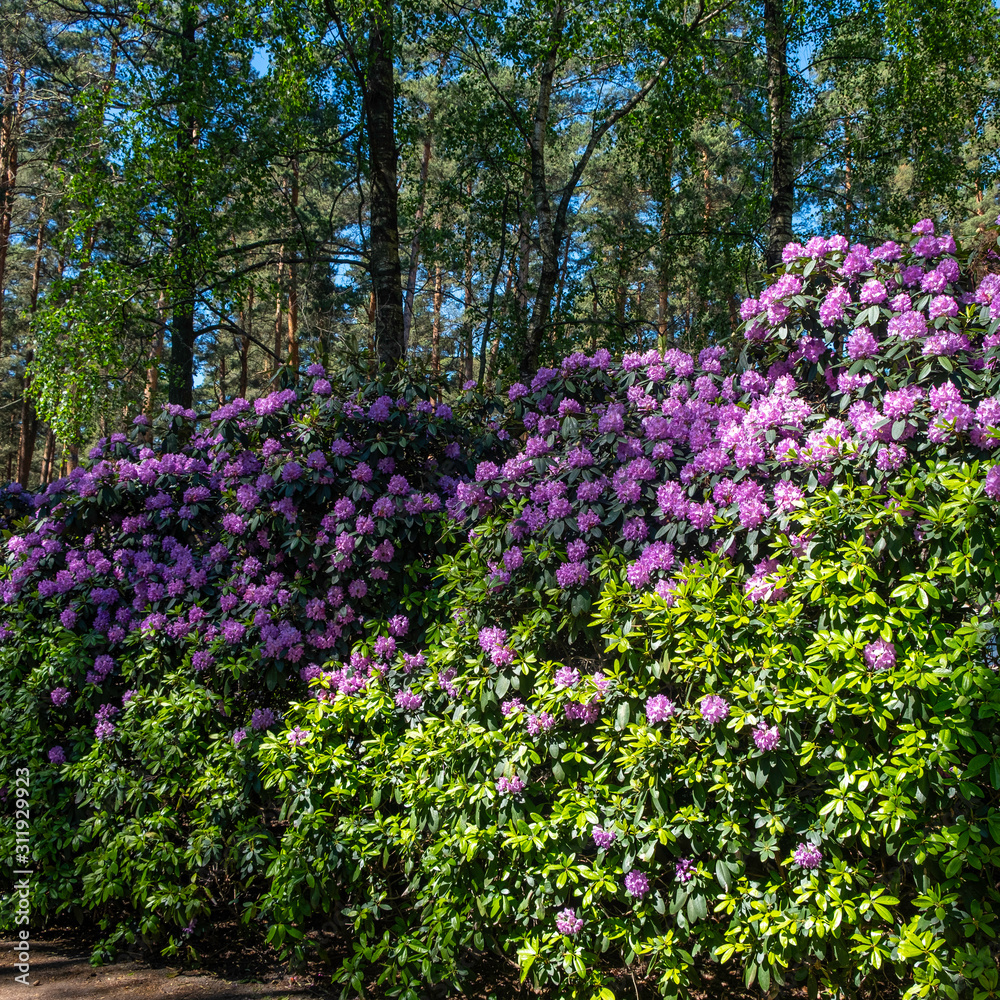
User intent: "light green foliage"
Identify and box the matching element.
[249,462,1000,997]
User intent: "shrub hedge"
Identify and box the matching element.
[3,219,1000,999]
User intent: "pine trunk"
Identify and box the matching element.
[365,0,404,369]
[0,61,21,358]
[168,3,200,407]
[658,137,673,340]
[286,160,299,375]
[40,428,55,485]
[273,256,284,377]
[764,0,794,270]
[431,265,443,380]
[17,207,46,487]
[239,287,252,398]
[403,125,433,351]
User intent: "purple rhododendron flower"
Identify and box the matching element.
[388,614,409,637]
[222,513,246,535]
[592,826,616,849]
[554,666,580,689]
[395,689,423,712]
[497,774,525,797]
[847,327,879,360]
[501,697,525,717]
[645,695,676,723]
[555,908,584,935]
[753,724,781,750]
[675,858,695,882]
[700,694,730,725]
[526,712,555,735]
[793,842,823,869]
[49,746,66,764]
[864,639,896,671]
[624,870,649,898]
[50,686,70,706]
[251,708,275,731]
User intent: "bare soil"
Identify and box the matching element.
[0,934,323,1000]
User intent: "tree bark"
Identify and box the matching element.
[658,137,673,340]
[41,427,55,485]
[463,187,474,382]
[273,255,283,377]
[286,159,299,374]
[479,189,508,383]
[0,59,22,359]
[431,264,442,380]
[145,291,165,416]
[522,4,564,375]
[843,118,853,240]
[402,122,433,352]
[764,0,794,270]
[17,205,46,487]
[239,286,252,397]
[17,351,37,488]
[516,171,530,321]
[365,0,404,369]
[168,2,199,408]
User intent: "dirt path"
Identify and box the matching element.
[0,936,325,1000]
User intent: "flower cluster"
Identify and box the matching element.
[793,842,823,870]
[1,373,508,756]
[624,870,650,899]
[497,774,526,798]
[555,908,584,935]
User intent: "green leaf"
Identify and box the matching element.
[615,701,630,731]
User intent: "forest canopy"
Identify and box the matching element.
[0,0,998,481]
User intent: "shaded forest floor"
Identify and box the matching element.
[0,929,812,999]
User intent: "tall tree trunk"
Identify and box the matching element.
[463,189,474,383]
[843,118,853,240]
[273,256,284,377]
[615,243,627,339]
[145,291,165,416]
[403,122,433,351]
[431,264,442,381]
[516,171,530,320]
[365,0,404,369]
[479,189,509,383]
[555,231,571,316]
[239,287,252,397]
[287,160,299,375]
[589,274,600,350]
[168,2,199,408]
[658,137,673,340]
[17,349,37,488]
[764,0,794,270]
[218,345,226,403]
[29,198,45,311]
[41,427,55,485]
[17,205,46,487]
[0,60,21,359]
[522,4,565,374]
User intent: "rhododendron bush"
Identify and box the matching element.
[4,220,1000,1000]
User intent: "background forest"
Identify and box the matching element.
[1,0,998,486]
